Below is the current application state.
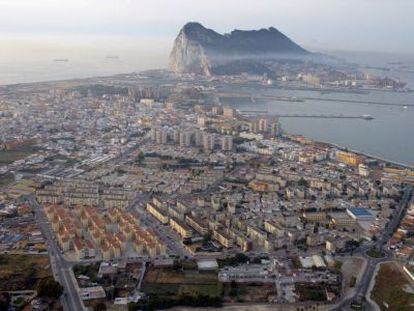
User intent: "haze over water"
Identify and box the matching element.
[1,35,413,167]
[0,34,170,85]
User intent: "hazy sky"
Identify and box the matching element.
[0,0,413,53]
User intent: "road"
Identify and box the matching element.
[333,185,412,310]
[28,177,412,311]
[30,196,85,311]
[127,191,193,259]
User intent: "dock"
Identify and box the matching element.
[239,111,374,120]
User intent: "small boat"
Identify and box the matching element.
[105,55,119,59]
[53,58,68,62]
[362,114,374,120]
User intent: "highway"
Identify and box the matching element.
[30,196,85,311]
[333,185,412,310]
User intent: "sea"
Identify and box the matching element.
[223,51,414,168]
[0,35,413,167]
[0,34,171,84]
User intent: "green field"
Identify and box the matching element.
[371,263,414,310]
[0,254,53,291]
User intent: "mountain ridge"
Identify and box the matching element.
[169,22,310,75]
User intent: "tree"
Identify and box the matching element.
[0,293,10,311]
[36,278,63,299]
[334,261,343,273]
[234,253,249,264]
[202,233,212,245]
[350,276,357,288]
[135,151,145,164]
[298,178,309,187]
[93,302,107,311]
[229,280,238,297]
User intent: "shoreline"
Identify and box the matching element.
[284,133,414,170]
[317,139,414,170]
[1,70,413,170]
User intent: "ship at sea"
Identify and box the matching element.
[362,114,374,120]
[105,55,119,59]
[53,58,69,62]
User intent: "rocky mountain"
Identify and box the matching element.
[169,22,310,76]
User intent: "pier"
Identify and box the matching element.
[218,92,413,107]
[240,111,374,120]
[301,96,413,107]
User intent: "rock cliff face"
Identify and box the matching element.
[169,22,310,76]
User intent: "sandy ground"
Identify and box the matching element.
[340,256,365,296]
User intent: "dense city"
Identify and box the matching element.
[0,69,413,311]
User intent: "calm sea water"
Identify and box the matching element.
[224,89,414,167]
[0,34,170,85]
[0,35,413,166]
[224,52,414,167]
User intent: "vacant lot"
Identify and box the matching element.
[0,254,53,291]
[6,179,38,196]
[143,268,222,298]
[223,283,276,303]
[341,257,365,295]
[371,262,414,311]
[0,150,33,165]
[0,173,14,188]
[145,268,217,284]
[296,283,326,302]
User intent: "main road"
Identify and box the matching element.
[333,185,412,310]
[29,196,85,311]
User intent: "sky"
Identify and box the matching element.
[0,0,413,53]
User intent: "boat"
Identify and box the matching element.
[105,55,119,59]
[362,114,374,120]
[53,58,68,62]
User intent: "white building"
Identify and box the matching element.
[203,133,215,151]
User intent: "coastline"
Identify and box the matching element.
[283,132,414,170]
[1,70,413,170]
[315,138,414,169]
